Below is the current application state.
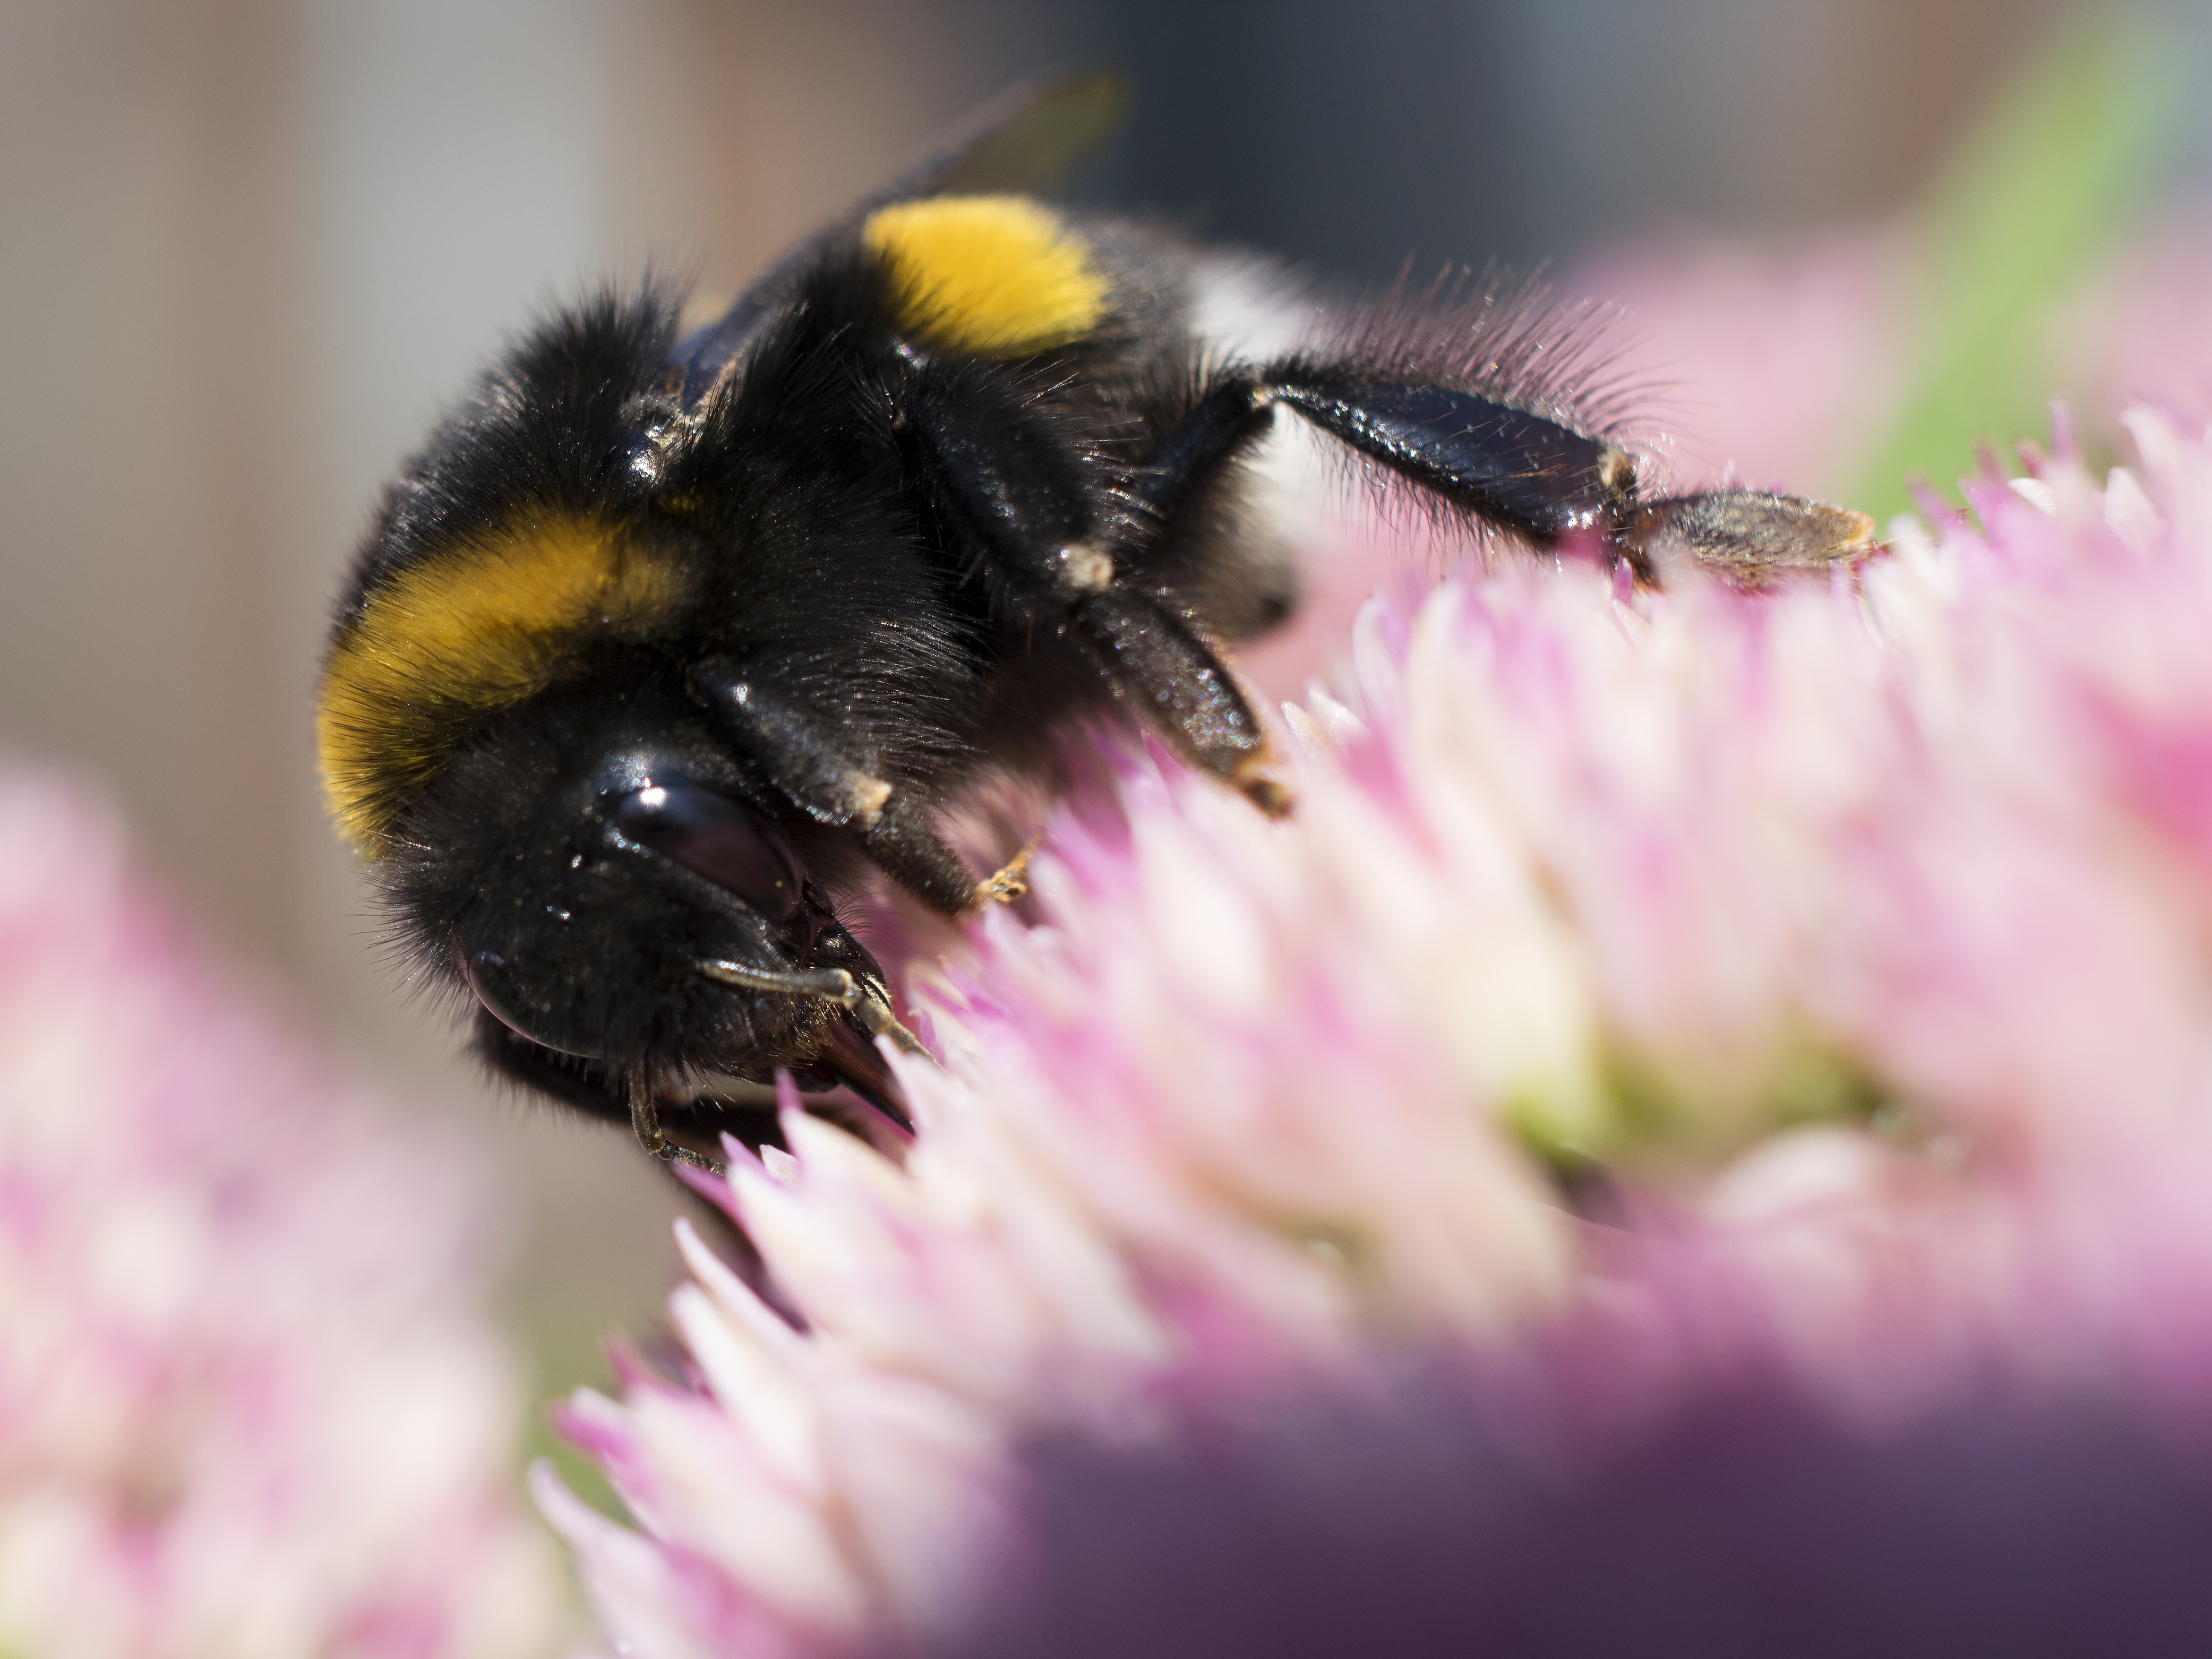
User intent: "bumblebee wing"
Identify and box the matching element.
[671,69,1128,402]
[891,67,1127,199]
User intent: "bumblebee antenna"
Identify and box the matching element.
[699,960,862,1000]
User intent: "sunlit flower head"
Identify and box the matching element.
[538,396,2212,1656]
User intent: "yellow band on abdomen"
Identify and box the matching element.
[862,195,1109,357]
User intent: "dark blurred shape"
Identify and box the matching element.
[948,1368,2212,1659]
[1053,0,2062,279]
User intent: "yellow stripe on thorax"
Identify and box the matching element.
[862,195,1109,357]
[317,511,684,850]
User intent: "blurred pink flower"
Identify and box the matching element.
[1575,204,2212,508]
[2051,207,2212,433]
[1577,226,1915,498]
[0,778,561,1658]
[542,401,2212,1657]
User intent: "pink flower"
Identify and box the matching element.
[542,394,2212,1656]
[1575,205,2212,517]
[0,777,561,1658]
[2051,209,2212,433]
[1576,226,1915,497]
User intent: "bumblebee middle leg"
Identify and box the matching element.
[901,369,1281,807]
[687,657,984,915]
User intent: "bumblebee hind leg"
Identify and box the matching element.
[1139,368,1873,584]
[1630,489,1880,586]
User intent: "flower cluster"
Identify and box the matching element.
[541,393,2212,1657]
[0,778,561,1658]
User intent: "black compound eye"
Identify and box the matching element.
[460,949,602,1058]
[612,781,805,921]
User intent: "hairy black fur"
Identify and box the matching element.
[339,288,683,623]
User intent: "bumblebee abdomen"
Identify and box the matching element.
[861,194,1112,358]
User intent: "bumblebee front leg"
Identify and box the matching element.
[628,1068,725,1173]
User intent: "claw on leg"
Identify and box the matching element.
[973,836,1042,908]
[628,1067,725,1175]
[1232,751,1294,817]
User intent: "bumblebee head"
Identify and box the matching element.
[318,287,928,1150]
[379,675,896,1107]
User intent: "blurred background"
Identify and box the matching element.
[4,0,2208,1497]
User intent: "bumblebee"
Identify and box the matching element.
[317,74,1874,1170]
